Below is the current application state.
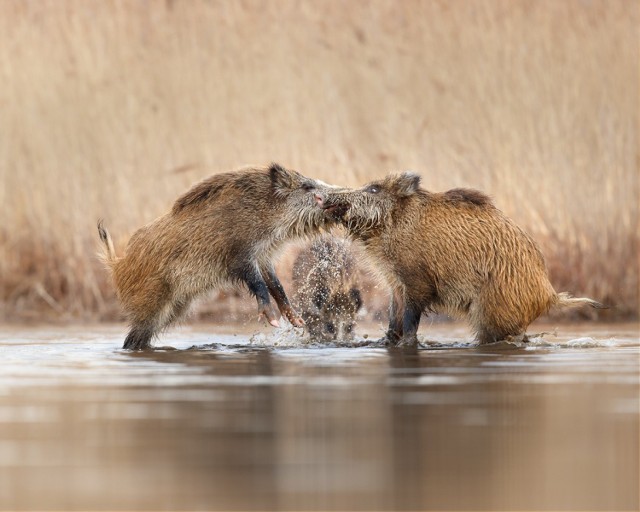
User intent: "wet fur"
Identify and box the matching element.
[322,172,605,345]
[98,164,336,350]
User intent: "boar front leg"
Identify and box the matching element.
[399,299,422,347]
[381,286,405,345]
[260,263,305,327]
[239,264,281,328]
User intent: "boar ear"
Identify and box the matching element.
[269,163,297,191]
[394,172,421,197]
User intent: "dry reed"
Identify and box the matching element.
[0,0,637,322]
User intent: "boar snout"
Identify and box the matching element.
[319,194,351,218]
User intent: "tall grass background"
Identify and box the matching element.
[0,0,637,322]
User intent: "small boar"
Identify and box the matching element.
[98,164,336,350]
[292,235,363,342]
[318,172,605,346]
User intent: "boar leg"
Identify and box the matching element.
[260,263,304,327]
[399,300,423,347]
[240,265,281,327]
[122,298,191,350]
[475,327,512,345]
[381,287,404,345]
[123,325,154,350]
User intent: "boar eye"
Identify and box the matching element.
[301,182,315,192]
[366,185,380,194]
[325,322,336,334]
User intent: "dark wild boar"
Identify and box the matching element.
[318,172,605,346]
[98,164,336,350]
[292,235,363,342]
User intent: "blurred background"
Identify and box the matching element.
[0,0,637,323]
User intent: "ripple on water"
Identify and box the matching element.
[0,324,637,390]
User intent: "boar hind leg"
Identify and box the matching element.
[471,302,521,345]
[476,329,501,345]
[161,297,192,329]
[260,263,304,327]
[238,265,280,327]
[475,327,521,345]
[123,325,154,350]
[122,296,191,350]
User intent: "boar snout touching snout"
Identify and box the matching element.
[318,191,352,218]
[320,172,605,346]
[292,235,363,342]
[98,163,338,350]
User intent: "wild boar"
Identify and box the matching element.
[318,172,605,345]
[292,235,363,342]
[98,163,336,349]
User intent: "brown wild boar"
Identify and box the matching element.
[318,172,605,346]
[98,164,336,350]
[292,235,363,342]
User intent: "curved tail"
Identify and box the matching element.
[97,220,117,266]
[554,292,608,310]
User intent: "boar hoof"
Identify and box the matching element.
[378,335,398,346]
[258,304,280,328]
[289,315,305,327]
[282,307,305,327]
[396,336,419,348]
[378,329,405,346]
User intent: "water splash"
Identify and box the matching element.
[246,320,383,349]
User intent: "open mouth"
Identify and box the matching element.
[321,202,350,218]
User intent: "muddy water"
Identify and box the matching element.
[0,322,637,511]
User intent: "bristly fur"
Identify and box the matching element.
[443,188,493,207]
[321,172,605,345]
[98,164,338,350]
[172,175,229,213]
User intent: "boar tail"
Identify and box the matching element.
[554,292,608,310]
[97,220,117,265]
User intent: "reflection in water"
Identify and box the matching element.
[0,325,637,510]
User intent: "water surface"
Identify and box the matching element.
[0,322,638,510]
